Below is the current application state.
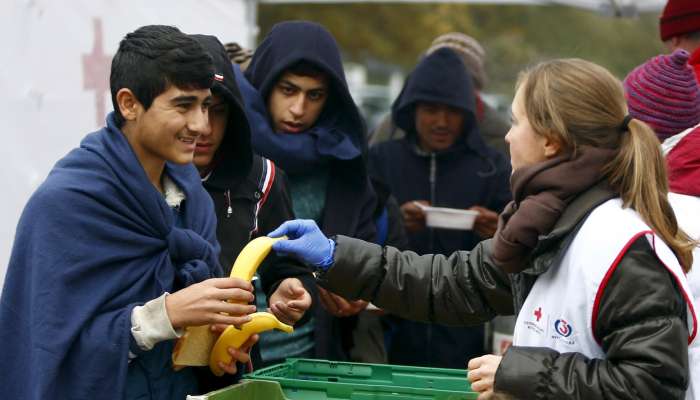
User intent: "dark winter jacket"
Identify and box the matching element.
[319,182,690,399]
[191,35,315,387]
[369,48,511,368]
[370,176,409,250]
[370,48,511,256]
[241,21,377,360]
[192,35,312,290]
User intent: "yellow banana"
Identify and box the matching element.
[230,235,287,281]
[209,312,293,376]
[173,236,292,368]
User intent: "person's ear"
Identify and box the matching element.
[543,136,562,159]
[116,88,141,121]
[670,36,682,51]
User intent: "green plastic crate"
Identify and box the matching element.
[193,378,475,400]
[243,358,477,399]
[189,380,287,400]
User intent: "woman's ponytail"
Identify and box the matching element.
[605,118,695,272]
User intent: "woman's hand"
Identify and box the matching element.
[268,220,334,269]
[467,354,503,399]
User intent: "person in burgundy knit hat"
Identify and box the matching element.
[660,91,700,325]
[659,2,700,309]
[623,49,700,141]
[660,0,700,81]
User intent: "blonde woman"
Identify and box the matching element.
[269,59,699,400]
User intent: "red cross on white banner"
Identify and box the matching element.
[82,18,112,127]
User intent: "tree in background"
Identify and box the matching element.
[258,4,664,95]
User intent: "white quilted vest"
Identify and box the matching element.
[512,199,699,399]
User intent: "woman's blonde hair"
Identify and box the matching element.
[517,58,695,272]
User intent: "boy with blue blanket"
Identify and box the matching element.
[0,25,256,399]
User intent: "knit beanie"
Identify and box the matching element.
[427,32,487,90]
[659,0,700,41]
[623,49,700,141]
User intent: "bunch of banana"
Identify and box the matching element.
[172,236,294,371]
[209,235,294,374]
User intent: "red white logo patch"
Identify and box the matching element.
[523,306,545,335]
[214,73,224,82]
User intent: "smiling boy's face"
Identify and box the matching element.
[124,85,212,167]
[267,71,329,134]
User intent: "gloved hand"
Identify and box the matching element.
[268,219,335,270]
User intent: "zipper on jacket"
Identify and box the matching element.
[225,189,232,218]
[429,153,437,205]
[429,153,437,250]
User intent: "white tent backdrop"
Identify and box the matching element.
[0,0,255,289]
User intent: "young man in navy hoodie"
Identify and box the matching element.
[0,25,256,400]
[233,21,379,363]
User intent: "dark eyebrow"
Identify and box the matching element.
[278,79,301,91]
[170,95,199,105]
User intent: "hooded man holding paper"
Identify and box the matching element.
[367,47,512,369]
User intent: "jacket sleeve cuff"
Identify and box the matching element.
[317,238,336,270]
[130,292,183,353]
[494,345,557,397]
[316,235,384,301]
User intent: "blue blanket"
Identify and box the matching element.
[0,113,222,399]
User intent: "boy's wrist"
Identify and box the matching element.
[131,293,182,352]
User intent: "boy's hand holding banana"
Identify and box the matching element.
[172,236,294,376]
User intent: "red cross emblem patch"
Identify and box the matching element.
[534,307,542,322]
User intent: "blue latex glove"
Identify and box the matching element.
[268,219,335,270]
